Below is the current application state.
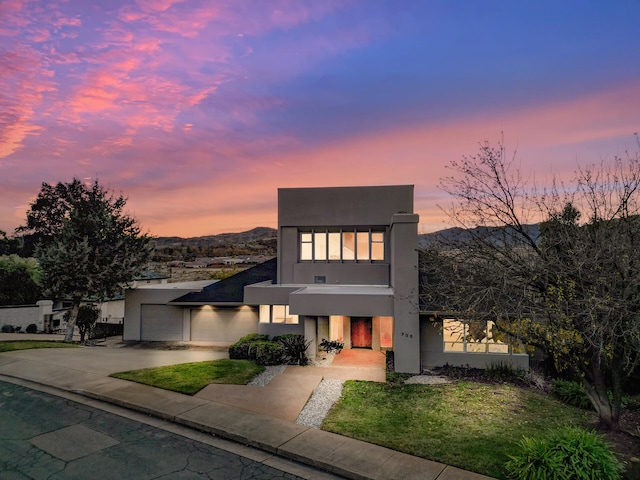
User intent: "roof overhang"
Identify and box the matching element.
[245,283,395,316]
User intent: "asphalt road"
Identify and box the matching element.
[0,380,335,480]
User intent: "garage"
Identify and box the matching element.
[190,306,258,343]
[140,304,183,341]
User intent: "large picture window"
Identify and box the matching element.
[443,319,510,353]
[299,229,385,261]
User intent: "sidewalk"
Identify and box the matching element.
[0,340,494,480]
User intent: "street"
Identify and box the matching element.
[0,380,333,480]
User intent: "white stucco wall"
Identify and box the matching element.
[0,300,53,332]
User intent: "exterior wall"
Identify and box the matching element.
[99,299,124,323]
[304,317,317,359]
[0,300,53,332]
[190,306,258,344]
[278,185,413,228]
[292,262,389,285]
[420,317,530,370]
[289,288,394,317]
[277,185,413,285]
[389,213,421,373]
[257,321,304,338]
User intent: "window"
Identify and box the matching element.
[443,319,510,353]
[300,233,312,260]
[299,228,385,261]
[259,305,299,324]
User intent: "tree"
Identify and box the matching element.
[0,230,21,255]
[423,137,640,430]
[17,179,152,342]
[0,255,42,305]
[69,305,100,343]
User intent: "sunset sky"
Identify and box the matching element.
[1,0,639,238]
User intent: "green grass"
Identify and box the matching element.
[0,341,79,352]
[110,359,265,395]
[322,381,596,479]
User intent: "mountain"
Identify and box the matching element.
[419,224,540,248]
[153,227,276,248]
[151,227,277,261]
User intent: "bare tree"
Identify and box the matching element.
[423,136,640,430]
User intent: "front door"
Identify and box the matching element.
[350,317,372,348]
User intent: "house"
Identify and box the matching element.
[96,270,171,325]
[124,185,529,372]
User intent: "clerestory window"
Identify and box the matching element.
[299,229,385,261]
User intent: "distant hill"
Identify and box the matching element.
[151,227,277,261]
[419,224,540,248]
[153,227,276,248]
[152,224,541,262]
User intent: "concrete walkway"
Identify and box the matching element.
[0,337,494,480]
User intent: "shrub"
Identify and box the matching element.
[249,341,284,366]
[1,324,14,333]
[76,305,100,342]
[275,334,311,365]
[228,334,269,360]
[26,323,37,333]
[504,426,623,480]
[319,338,344,353]
[485,362,527,383]
[552,379,592,410]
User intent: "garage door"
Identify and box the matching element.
[191,307,258,342]
[140,305,183,341]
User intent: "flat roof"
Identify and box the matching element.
[134,280,216,290]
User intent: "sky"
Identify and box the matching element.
[1,0,639,238]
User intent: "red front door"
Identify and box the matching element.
[350,317,372,348]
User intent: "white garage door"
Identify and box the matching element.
[140,305,183,341]
[191,307,258,342]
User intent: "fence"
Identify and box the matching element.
[90,322,123,339]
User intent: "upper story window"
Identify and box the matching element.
[300,229,385,261]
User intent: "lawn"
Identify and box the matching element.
[0,341,79,352]
[322,380,597,479]
[110,359,264,395]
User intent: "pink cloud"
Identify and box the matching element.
[140,81,639,237]
[135,0,186,13]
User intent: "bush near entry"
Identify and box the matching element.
[228,334,269,360]
[228,333,310,366]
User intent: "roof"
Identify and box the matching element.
[170,258,277,305]
[137,280,216,290]
[290,285,393,296]
[135,270,170,280]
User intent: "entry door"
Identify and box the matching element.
[350,317,372,348]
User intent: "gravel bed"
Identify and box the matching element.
[246,365,287,386]
[295,379,344,428]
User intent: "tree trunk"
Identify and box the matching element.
[583,373,620,431]
[63,302,80,342]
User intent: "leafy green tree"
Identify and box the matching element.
[71,305,100,343]
[18,179,151,341]
[0,255,42,305]
[0,230,21,255]
[423,137,640,430]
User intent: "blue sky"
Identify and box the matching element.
[1,0,638,236]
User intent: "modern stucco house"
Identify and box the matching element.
[124,185,529,373]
